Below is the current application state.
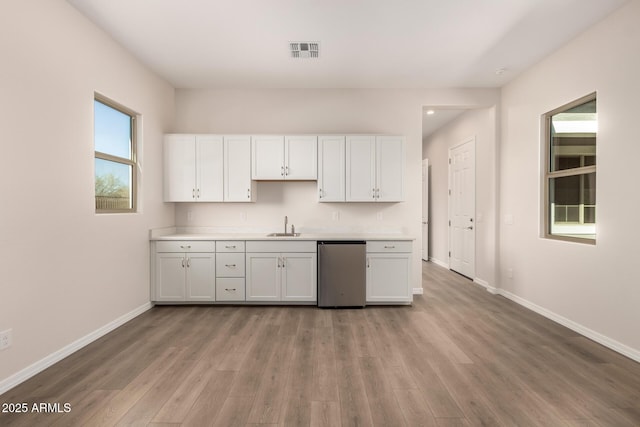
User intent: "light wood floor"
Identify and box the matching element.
[2,261,640,426]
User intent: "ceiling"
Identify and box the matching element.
[67,0,627,90]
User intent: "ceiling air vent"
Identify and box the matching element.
[290,42,319,59]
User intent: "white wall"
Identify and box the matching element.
[0,0,175,388]
[173,88,499,293]
[423,107,498,287]
[500,0,640,358]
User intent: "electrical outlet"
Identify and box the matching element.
[0,329,12,350]
[377,212,383,221]
[331,211,340,221]
[507,268,514,279]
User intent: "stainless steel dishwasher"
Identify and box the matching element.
[317,241,366,308]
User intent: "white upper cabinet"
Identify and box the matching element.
[346,136,404,202]
[252,135,317,180]
[317,135,345,202]
[164,134,254,203]
[376,136,405,202]
[252,135,285,179]
[224,135,255,202]
[164,134,223,202]
[164,133,402,203]
[285,136,317,180]
[346,136,376,201]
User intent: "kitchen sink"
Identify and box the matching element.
[266,232,301,237]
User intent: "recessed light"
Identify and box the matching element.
[426,110,435,115]
[495,67,507,75]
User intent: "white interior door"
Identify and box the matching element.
[422,159,429,261]
[449,139,475,278]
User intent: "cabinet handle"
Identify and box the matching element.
[225,245,236,249]
[285,166,289,176]
[247,188,250,199]
[384,245,396,249]
[376,188,380,199]
[367,258,370,268]
[277,258,281,268]
[282,257,285,268]
[192,188,196,199]
[181,258,185,268]
[319,188,323,198]
[372,188,376,199]
[186,258,191,268]
[197,188,200,198]
[225,264,236,268]
[225,288,236,292]
[180,245,191,249]
[281,166,285,176]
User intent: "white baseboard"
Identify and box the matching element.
[412,287,424,295]
[428,257,449,269]
[496,289,640,363]
[473,277,499,294]
[0,302,152,395]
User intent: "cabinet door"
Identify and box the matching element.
[225,136,255,202]
[346,136,376,201]
[317,136,345,202]
[185,253,216,301]
[164,135,196,202]
[155,253,186,301]
[366,253,411,303]
[376,136,405,202]
[285,136,317,180]
[246,253,281,301]
[252,136,285,180]
[196,135,224,201]
[281,252,317,302]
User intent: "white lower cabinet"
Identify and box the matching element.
[281,252,317,302]
[216,278,245,301]
[154,243,216,302]
[152,238,411,305]
[366,241,412,303]
[215,241,246,301]
[245,253,280,301]
[245,241,317,302]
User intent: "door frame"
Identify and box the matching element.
[422,158,429,261]
[448,137,476,278]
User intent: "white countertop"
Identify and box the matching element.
[150,227,415,241]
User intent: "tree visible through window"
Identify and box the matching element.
[94,96,137,212]
[544,93,596,243]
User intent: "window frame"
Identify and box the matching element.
[94,94,138,214]
[542,92,596,244]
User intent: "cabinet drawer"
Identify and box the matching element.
[216,241,245,253]
[246,240,316,253]
[216,278,246,301]
[216,253,245,277]
[155,241,215,253]
[366,241,412,253]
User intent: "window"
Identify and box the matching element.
[94,95,137,213]
[543,93,596,243]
